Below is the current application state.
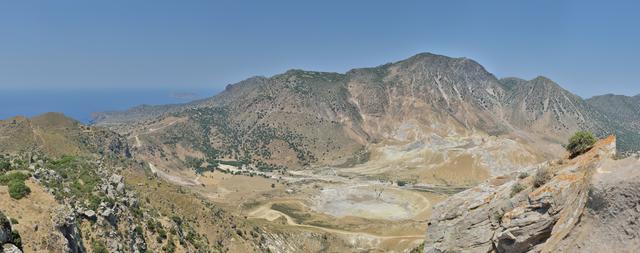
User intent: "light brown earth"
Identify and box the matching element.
[0,179,67,253]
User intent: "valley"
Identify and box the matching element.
[2,52,640,253]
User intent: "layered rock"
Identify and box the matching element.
[424,136,640,252]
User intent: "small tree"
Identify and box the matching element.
[566,131,597,158]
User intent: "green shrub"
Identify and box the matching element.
[396,180,407,187]
[8,180,30,199]
[566,131,597,158]
[0,160,10,171]
[518,172,529,179]
[533,168,552,188]
[510,183,526,197]
[157,227,167,241]
[163,239,176,253]
[147,219,157,232]
[10,218,18,224]
[11,230,22,249]
[0,172,29,185]
[171,215,183,226]
[92,241,109,253]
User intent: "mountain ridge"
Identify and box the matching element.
[92,52,640,159]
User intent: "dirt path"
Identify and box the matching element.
[148,163,199,186]
[148,119,179,133]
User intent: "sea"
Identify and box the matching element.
[0,88,221,124]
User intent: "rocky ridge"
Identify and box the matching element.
[92,53,640,175]
[423,135,640,252]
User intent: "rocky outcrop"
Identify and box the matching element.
[424,136,639,253]
[0,212,22,253]
[52,207,85,253]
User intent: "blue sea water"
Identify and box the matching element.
[0,88,221,123]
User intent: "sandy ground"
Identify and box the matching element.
[0,180,66,253]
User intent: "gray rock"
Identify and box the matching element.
[2,244,21,253]
[83,210,96,219]
[116,182,125,194]
[110,174,123,184]
[0,213,11,245]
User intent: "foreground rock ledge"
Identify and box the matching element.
[424,136,640,253]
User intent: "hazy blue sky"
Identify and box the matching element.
[0,0,638,97]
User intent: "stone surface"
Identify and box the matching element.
[2,244,21,253]
[424,136,639,253]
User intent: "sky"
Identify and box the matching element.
[0,0,639,98]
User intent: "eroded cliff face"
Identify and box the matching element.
[424,136,640,253]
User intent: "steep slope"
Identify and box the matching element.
[587,94,640,126]
[94,53,640,157]
[105,53,545,176]
[502,76,611,142]
[587,94,640,153]
[347,53,510,138]
[423,136,640,253]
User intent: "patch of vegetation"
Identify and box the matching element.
[492,211,504,222]
[518,172,529,179]
[216,160,244,167]
[92,241,109,253]
[1,172,31,200]
[566,131,597,158]
[184,156,204,169]
[10,217,18,224]
[8,182,31,201]
[396,180,407,187]
[533,168,552,188]
[0,159,11,171]
[11,230,22,249]
[409,242,425,253]
[271,203,311,224]
[183,106,317,168]
[510,183,526,197]
[163,239,176,253]
[0,172,29,185]
[42,155,102,204]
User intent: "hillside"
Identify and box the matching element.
[92,53,640,172]
[587,94,640,154]
[81,52,640,252]
[0,112,130,158]
[501,76,615,142]
[0,113,350,252]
